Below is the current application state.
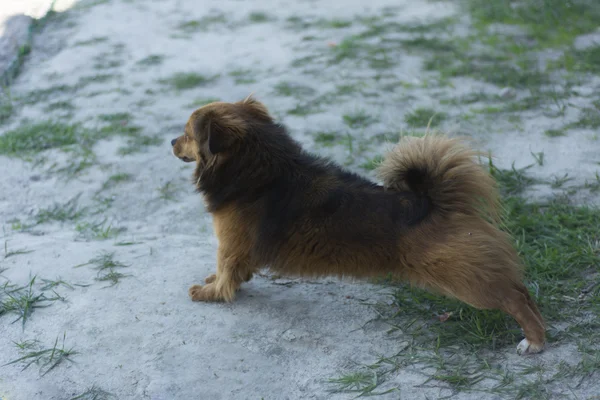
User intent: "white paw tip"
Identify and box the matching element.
[517,338,544,355]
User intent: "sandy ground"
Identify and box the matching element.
[1,0,599,399]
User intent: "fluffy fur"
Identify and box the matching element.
[171,97,546,355]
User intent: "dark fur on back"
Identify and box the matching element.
[195,119,431,275]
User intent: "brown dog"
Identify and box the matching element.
[171,96,546,355]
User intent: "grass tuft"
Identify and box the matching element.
[35,195,86,225]
[343,110,377,129]
[160,72,219,90]
[404,108,447,128]
[76,251,131,287]
[3,333,78,376]
[0,276,62,330]
[0,122,80,156]
[71,385,115,400]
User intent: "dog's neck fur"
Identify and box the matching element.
[194,122,314,212]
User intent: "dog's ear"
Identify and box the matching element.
[200,110,246,155]
[237,94,272,122]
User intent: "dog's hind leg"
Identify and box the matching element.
[499,284,546,355]
[437,278,546,355]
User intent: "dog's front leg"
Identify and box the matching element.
[188,247,254,302]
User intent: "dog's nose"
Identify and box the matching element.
[171,138,177,146]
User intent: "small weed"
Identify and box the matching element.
[248,11,274,23]
[78,74,115,86]
[273,82,316,97]
[0,98,13,124]
[101,173,132,191]
[545,128,566,138]
[405,108,447,128]
[489,161,537,196]
[76,251,131,287]
[136,54,164,67]
[114,241,143,246]
[559,45,600,75]
[360,155,385,171]
[229,68,257,84]
[75,219,124,240]
[288,103,323,116]
[35,195,86,225]
[567,107,600,129]
[20,84,73,104]
[314,132,339,146]
[530,151,544,166]
[343,110,377,129]
[177,13,227,33]
[3,333,78,376]
[188,97,220,108]
[73,37,109,46]
[0,276,62,330]
[319,18,352,29]
[40,277,80,291]
[157,181,178,201]
[44,101,75,112]
[160,72,219,90]
[550,174,574,189]
[95,271,130,287]
[327,369,397,396]
[0,122,80,157]
[4,241,33,258]
[71,385,115,400]
[118,135,162,155]
[330,36,364,64]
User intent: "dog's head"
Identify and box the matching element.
[171,95,272,166]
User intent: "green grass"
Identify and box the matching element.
[188,97,220,108]
[288,103,323,116]
[360,155,384,171]
[314,132,339,147]
[118,134,162,155]
[0,276,62,330]
[0,97,13,124]
[248,12,275,23]
[404,107,447,128]
[3,333,78,376]
[101,173,132,191]
[4,241,33,259]
[330,160,600,397]
[558,45,600,74]
[73,36,109,46]
[157,180,179,201]
[75,219,123,240]
[35,195,86,225]
[567,107,600,129]
[0,122,80,156]
[465,0,600,48]
[545,128,567,138]
[160,72,219,90]
[177,13,227,32]
[273,82,316,97]
[70,385,115,400]
[136,54,165,67]
[229,68,257,84]
[75,251,131,287]
[44,101,75,112]
[343,110,377,129]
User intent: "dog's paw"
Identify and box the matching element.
[189,284,213,301]
[516,338,544,355]
[204,274,217,284]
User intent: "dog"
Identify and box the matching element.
[171,96,546,355]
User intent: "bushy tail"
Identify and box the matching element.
[376,135,501,223]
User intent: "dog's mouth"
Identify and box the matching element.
[179,156,194,163]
